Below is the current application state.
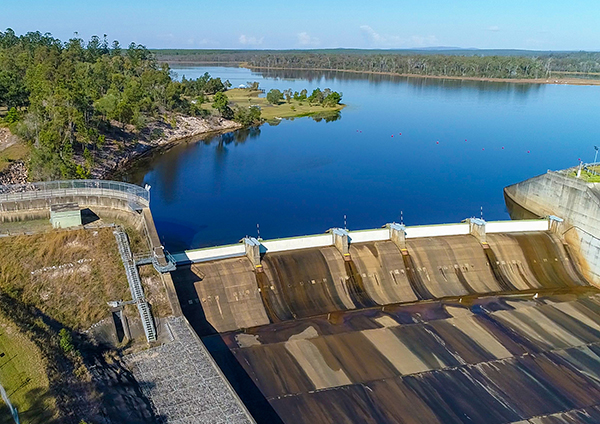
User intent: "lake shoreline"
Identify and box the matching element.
[166,61,600,86]
[244,65,600,86]
[0,116,243,185]
[0,100,344,185]
[89,115,242,180]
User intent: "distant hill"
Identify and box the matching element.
[153,48,599,61]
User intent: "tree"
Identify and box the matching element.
[4,107,18,123]
[233,105,261,126]
[212,92,233,119]
[308,88,324,105]
[266,89,283,105]
[323,91,342,107]
[283,89,293,103]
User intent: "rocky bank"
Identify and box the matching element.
[0,115,242,184]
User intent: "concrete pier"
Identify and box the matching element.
[468,218,487,243]
[330,228,350,259]
[388,223,407,250]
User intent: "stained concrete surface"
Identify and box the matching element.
[176,232,584,333]
[171,230,599,423]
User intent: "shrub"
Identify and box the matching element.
[59,328,74,353]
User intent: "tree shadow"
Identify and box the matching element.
[0,293,164,424]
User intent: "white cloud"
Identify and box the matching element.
[488,25,500,32]
[360,25,388,44]
[157,33,175,41]
[360,25,437,48]
[409,35,439,47]
[239,34,264,46]
[297,32,320,46]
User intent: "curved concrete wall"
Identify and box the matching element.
[505,171,600,284]
[176,232,585,333]
[0,180,149,215]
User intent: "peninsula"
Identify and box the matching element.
[0,30,344,185]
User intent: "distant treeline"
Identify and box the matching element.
[155,49,600,79]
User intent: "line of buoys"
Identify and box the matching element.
[382,132,536,155]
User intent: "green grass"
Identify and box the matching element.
[0,316,57,424]
[569,168,600,183]
[203,88,345,121]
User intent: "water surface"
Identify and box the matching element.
[124,66,600,251]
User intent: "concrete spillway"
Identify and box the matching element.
[176,231,584,333]
[171,227,600,423]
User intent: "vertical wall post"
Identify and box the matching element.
[468,218,487,243]
[330,228,350,260]
[387,223,407,250]
[243,237,263,271]
[548,215,564,238]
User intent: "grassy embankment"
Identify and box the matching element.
[203,88,345,121]
[0,228,129,330]
[0,316,56,423]
[0,227,137,423]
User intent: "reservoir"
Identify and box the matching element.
[123,66,600,251]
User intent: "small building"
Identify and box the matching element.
[50,203,82,229]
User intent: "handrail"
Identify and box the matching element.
[0,179,149,207]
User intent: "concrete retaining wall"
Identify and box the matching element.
[174,244,246,264]
[348,229,389,243]
[505,171,600,284]
[0,180,149,216]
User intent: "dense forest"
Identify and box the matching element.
[155,49,600,79]
[0,29,234,180]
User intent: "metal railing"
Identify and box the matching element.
[114,230,157,342]
[0,180,149,207]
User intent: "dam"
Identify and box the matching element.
[170,214,600,423]
[4,176,600,423]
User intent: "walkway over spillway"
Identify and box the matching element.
[172,218,555,265]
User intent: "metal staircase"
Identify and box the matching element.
[133,250,177,273]
[114,230,157,342]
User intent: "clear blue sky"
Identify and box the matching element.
[2,0,599,50]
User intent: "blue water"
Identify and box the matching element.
[126,66,600,251]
